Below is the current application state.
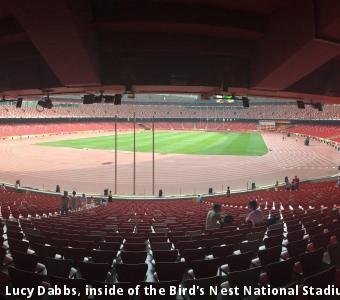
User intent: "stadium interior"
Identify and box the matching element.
[0,0,339,299]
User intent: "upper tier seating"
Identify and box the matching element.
[0,103,339,120]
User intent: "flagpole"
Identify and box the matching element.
[152,116,155,195]
[114,115,117,194]
[133,112,136,195]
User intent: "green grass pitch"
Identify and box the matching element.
[37,131,268,156]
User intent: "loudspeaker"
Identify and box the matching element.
[114,94,122,105]
[297,100,305,109]
[104,189,108,196]
[208,187,213,194]
[83,94,94,104]
[104,95,114,103]
[312,102,323,111]
[16,98,23,108]
[94,95,103,103]
[242,97,249,108]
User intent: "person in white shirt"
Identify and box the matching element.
[206,203,223,230]
[336,177,340,188]
[245,200,264,228]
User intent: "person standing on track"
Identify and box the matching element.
[61,191,69,216]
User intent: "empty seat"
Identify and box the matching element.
[265,257,296,287]
[32,243,57,260]
[120,251,147,264]
[79,262,111,282]
[300,248,325,277]
[115,263,147,282]
[303,267,336,300]
[62,247,88,265]
[182,248,206,264]
[140,280,179,300]
[211,244,234,259]
[8,267,43,296]
[264,235,283,248]
[287,230,304,243]
[286,239,308,259]
[44,257,73,278]
[99,242,121,252]
[8,238,29,252]
[91,249,116,265]
[228,267,262,298]
[220,252,254,273]
[183,276,225,300]
[11,250,40,272]
[189,258,221,279]
[155,261,185,281]
[152,250,178,262]
[48,276,86,299]
[328,242,340,266]
[258,245,282,267]
[92,281,133,300]
[310,232,331,251]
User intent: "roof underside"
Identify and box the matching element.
[1,0,340,103]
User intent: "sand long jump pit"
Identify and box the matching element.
[0,130,339,196]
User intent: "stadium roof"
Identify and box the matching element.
[1,0,340,103]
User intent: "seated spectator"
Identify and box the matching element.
[81,193,87,209]
[206,203,223,230]
[245,200,264,228]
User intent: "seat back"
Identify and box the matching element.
[33,243,57,260]
[328,242,340,266]
[182,248,206,264]
[155,261,185,281]
[211,244,234,259]
[266,257,295,287]
[92,281,133,300]
[286,239,308,259]
[11,250,39,272]
[79,262,110,282]
[258,245,282,267]
[44,257,73,278]
[152,250,178,262]
[300,248,324,277]
[183,276,225,300]
[225,252,254,272]
[287,230,304,242]
[91,250,116,264]
[120,251,147,264]
[228,267,261,289]
[239,240,261,256]
[8,267,43,289]
[115,263,147,282]
[264,235,283,248]
[190,258,221,279]
[48,276,86,299]
[311,232,331,250]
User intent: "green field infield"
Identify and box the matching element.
[37,131,269,156]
